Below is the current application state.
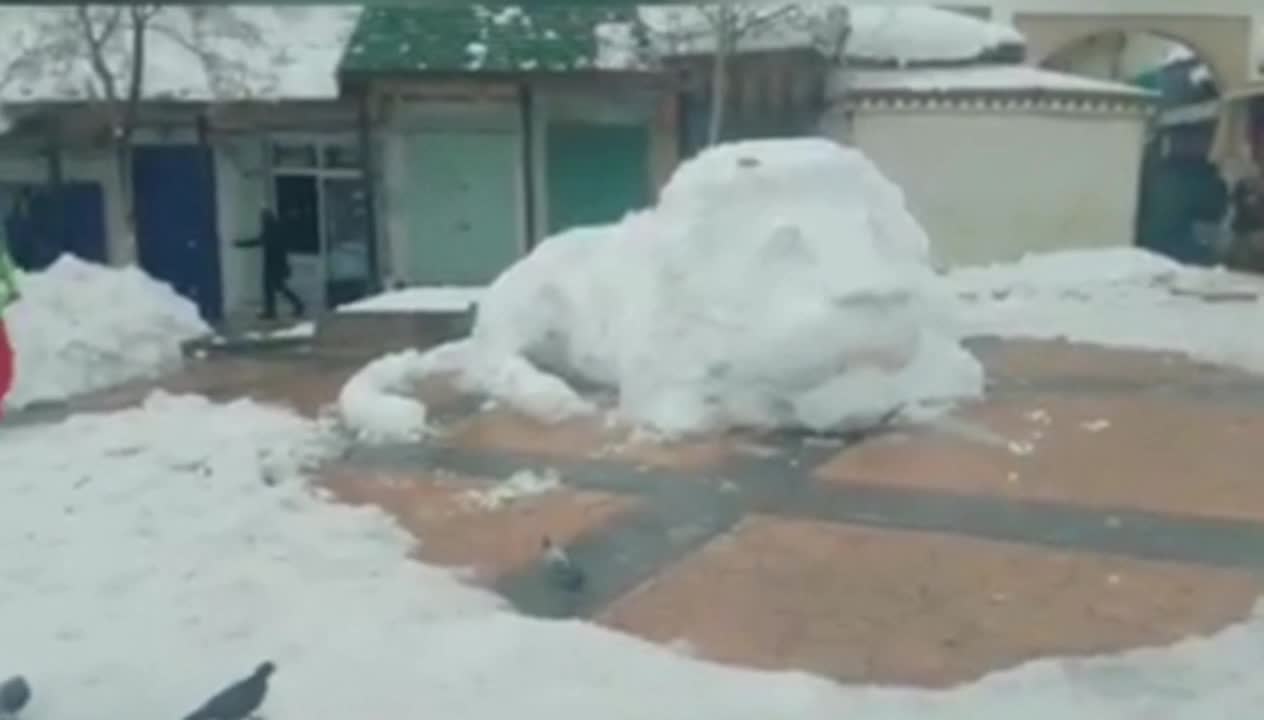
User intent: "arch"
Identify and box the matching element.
[1014,13,1253,94]
[1043,30,1222,92]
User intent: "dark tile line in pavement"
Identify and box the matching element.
[345,441,1264,619]
[777,484,1264,572]
[494,483,743,619]
[988,375,1264,403]
[344,443,745,618]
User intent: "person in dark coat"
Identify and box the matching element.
[1229,175,1264,270]
[236,209,304,319]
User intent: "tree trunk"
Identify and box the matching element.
[705,8,734,146]
[117,6,151,240]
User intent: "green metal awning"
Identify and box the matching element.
[339,5,651,75]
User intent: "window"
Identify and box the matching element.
[322,143,361,170]
[272,143,318,169]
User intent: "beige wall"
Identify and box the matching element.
[833,106,1148,268]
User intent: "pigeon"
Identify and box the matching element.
[0,675,30,716]
[183,661,274,720]
[541,536,585,592]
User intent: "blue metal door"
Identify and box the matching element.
[132,145,223,320]
[1,181,108,270]
[62,182,108,263]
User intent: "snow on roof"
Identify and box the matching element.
[0,5,362,104]
[846,6,1024,64]
[844,64,1156,97]
[640,4,1024,65]
[1163,43,1196,64]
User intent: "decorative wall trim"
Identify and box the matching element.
[841,91,1153,116]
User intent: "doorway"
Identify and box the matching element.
[133,144,224,320]
[269,138,374,312]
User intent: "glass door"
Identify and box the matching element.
[320,176,373,308]
[273,173,322,312]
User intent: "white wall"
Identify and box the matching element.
[1252,13,1264,81]
[0,129,274,318]
[0,145,126,262]
[212,135,269,314]
[840,107,1148,267]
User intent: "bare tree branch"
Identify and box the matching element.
[75,5,124,107]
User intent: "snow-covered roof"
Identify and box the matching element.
[844,65,1156,98]
[847,6,1024,65]
[1163,44,1196,65]
[641,4,1024,65]
[0,5,361,104]
[342,6,652,74]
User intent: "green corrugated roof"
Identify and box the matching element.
[340,5,652,74]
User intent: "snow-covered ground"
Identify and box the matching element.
[6,391,1264,719]
[947,248,1264,375]
[339,138,985,441]
[3,255,208,410]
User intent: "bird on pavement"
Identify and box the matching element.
[541,535,586,592]
[0,675,30,717]
[183,661,275,720]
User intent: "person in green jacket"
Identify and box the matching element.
[0,222,18,415]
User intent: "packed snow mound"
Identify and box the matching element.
[340,138,984,437]
[847,6,1024,64]
[4,255,209,410]
[946,247,1185,298]
[946,247,1264,374]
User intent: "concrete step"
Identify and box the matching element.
[315,308,475,356]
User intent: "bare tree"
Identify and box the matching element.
[648,3,850,146]
[74,4,160,237]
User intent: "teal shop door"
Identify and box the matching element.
[406,131,521,285]
[546,123,650,234]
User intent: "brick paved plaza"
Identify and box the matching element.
[18,337,1264,688]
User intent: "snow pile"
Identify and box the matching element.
[4,255,208,410]
[340,138,984,438]
[947,248,1264,374]
[847,6,1023,64]
[461,468,563,510]
[338,286,484,314]
[0,5,360,103]
[641,4,1023,64]
[336,350,436,443]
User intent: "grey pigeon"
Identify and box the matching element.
[541,536,585,592]
[183,661,274,720]
[0,675,30,716]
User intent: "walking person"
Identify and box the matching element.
[1229,174,1264,270]
[236,208,304,320]
[0,219,19,418]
